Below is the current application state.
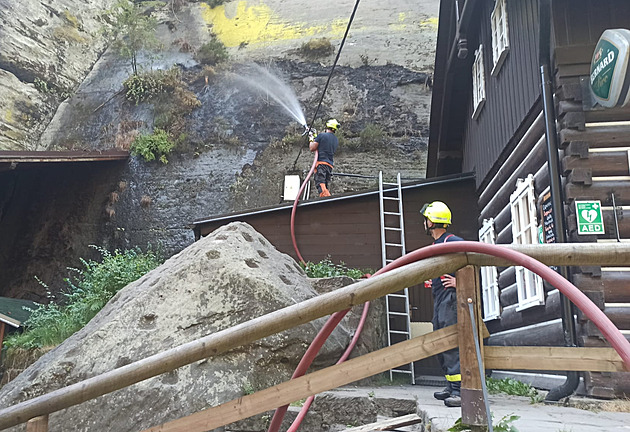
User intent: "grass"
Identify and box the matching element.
[4,246,161,350]
[486,377,544,404]
[301,257,371,279]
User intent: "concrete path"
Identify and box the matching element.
[326,385,630,432]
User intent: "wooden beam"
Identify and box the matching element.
[142,325,465,432]
[25,416,48,432]
[467,243,630,267]
[457,266,487,427]
[484,346,626,372]
[341,414,422,431]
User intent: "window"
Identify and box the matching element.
[510,174,544,310]
[491,0,510,75]
[472,45,486,120]
[479,218,500,321]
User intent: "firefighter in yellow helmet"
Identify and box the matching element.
[309,119,340,197]
[420,201,464,407]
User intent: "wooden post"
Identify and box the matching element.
[456,265,488,427]
[25,415,48,432]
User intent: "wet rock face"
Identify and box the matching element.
[0,222,359,432]
[0,0,117,150]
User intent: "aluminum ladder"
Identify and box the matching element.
[378,171,415,384]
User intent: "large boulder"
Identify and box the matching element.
[0,222,362,432]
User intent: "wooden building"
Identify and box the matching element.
[192,174,478,376]
[429,0,630,397]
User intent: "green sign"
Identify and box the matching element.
[590,29,630,108]
[575,201,605,235]
[591,39,618,100]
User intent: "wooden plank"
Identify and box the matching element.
[605,306,630,330]
[484,346,626,372]
[573,272,630,303]
[342,414,422,431]
[487,290,562,334]
[141,325,467,432]
[488,320,565,347]
[555,44,595,65]
[457,266,487,427]
[25,416,48,432]
[562,152,630,177]
[566,181,630,203]
[556,63,590,79]
[561,126,630,147]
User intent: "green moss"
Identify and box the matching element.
[62,10,81,29]
[299,38,335,58]
[53,26,88,44]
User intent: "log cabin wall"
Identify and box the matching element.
[458,0,563,349]
[552,0,630,398]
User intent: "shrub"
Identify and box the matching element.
[299,38,335,58]
[123,68,181,105]
[130,129,175,164]
[301,257,371,279]
[109,0,160,74]
[359,123,385,149]
[197,37,229,65]
[5,246,161,350]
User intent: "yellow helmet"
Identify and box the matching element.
[420,201,452,225]
[326,118,340,132]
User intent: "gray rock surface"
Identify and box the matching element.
[0,0,117,150]
[0,222,373,432]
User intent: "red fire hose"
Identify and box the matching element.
[271,239,630,432]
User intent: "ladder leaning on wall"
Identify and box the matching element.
[378,171,415,384]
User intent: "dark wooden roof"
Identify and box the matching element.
[0,150,129,172]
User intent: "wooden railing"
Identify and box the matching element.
[1,243,629,432]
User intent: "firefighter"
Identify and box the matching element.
[421,201,463,408]
[309,119,340,197]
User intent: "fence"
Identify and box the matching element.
[1,243,629,432]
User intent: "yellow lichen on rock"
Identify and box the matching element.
[200,1,344,47]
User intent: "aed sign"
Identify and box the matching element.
[590,29,630,108]
[575,201,605,235]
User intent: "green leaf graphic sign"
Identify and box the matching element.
[590,39,619,101]
[575,201,605,235]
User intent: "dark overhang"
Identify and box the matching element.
[0,150,129,172]
[428,0,481,178]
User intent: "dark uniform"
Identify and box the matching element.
[430,232,463,396]
[313,132,338,197]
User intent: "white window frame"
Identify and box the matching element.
[479,218,500,321]
[491,0,510,76]
[510,174,545,311]
[472,45,486,120]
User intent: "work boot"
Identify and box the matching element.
[444,395,461,407]
[433,388,451,400]
[318,183,331,197]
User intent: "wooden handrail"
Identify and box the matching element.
[0,254,468,430]
[0,243,629,431]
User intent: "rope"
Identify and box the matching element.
[291,0,362,170]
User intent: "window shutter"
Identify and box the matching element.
[479,218,500,320]
[510,175,544,310]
